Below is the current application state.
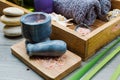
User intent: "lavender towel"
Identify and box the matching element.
[53,0,111,26]
[99,0,111,15]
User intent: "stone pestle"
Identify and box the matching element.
[26,40,67,57]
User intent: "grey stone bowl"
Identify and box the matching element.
[20,12,51,43]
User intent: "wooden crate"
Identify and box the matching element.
[0,0,120,60]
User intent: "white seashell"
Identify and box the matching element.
[49,13,73,27]
[107,9,120,21]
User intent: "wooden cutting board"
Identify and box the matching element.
[11,41,81,80]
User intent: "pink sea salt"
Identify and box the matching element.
[76,27,91,36]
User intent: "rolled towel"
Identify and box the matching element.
[97,0,111,21]
[26,40,67,57]
[99,0,111,15]
[53,0,111,26]
[53,0,100,26]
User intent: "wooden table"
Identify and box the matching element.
[0,21,120,80]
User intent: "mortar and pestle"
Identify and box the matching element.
[20,12,67,57]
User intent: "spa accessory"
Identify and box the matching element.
[3,7,24,16]
[53,0,111,26]
[0,7,24,37]
[107,9,120,21]
[110,64,120,80]
[3,25,21,37]
[34,0,53,13]
[21,12,67,57]
[49,13,73,27]
[26,40,67,57]
[69,38,120,80]
[20,12,51,43]
[83,46,120,80]
[0,15,21,26]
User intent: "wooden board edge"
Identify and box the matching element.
[55,58,81,80]
[86,16,120,39]
[83,40,89,61]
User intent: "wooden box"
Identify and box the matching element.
[1,0,120,60]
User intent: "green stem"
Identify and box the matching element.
[69,38,120,80]
[83,46,120,80]
[110,64,120,80]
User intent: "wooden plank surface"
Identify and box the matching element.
[11,41,81,80]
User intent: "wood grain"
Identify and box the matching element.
[111,0,120,9]
[11,41,81,80]
[86,16,120,60]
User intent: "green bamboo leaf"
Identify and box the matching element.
[69,38,120,80]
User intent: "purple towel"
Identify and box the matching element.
[99,0,111,15]
[53,0,111,26]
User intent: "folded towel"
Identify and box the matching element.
[53,0,111,26]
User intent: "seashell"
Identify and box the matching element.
[107,9,120,21]
[49,13,73,27]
